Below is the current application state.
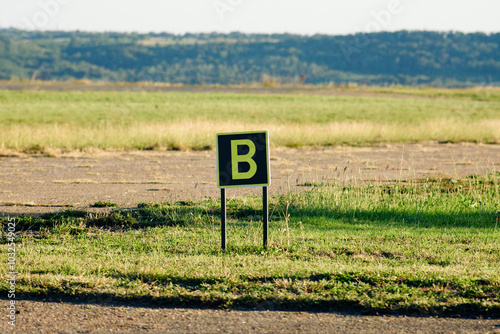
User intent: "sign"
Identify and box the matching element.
[216,131,270,189]
[216,131,271,250]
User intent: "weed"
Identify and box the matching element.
[91,201,117,208]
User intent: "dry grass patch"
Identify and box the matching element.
[0,88,499,152]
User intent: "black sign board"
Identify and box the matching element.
[216,131,270,189]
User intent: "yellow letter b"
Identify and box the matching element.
[231,139,257,180]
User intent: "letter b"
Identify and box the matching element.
[231,139,257,180]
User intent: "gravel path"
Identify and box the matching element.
[1,143,499,216]
[1,300,499,334]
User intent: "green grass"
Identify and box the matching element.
[0,87,499,152]
[2,173,500,316]
[91,201,117,208]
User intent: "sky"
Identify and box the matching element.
[1,0,499,36]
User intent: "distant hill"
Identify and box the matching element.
[0,29,498,87]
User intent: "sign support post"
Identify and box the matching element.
[221,188,227,251]
[263,186,268,248]
[216,131,271,251]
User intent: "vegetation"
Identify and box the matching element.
[1,174,499,316]
[91,202,117,208]
[0,87,499,153]
[0,29,499,87]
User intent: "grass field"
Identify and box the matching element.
[1,86,500,153]
[2,173,499,316]
[1,85,500,317]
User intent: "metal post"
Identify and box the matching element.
[263,186,268,248]
[221,188,227,251]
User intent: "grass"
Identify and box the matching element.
[0,87,500,153]
[91,201,117,208]
[2,173,499,316]
[368,86,500,102]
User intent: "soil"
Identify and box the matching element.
[1,143,500,333]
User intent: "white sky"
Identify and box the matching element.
[1,0,499,35]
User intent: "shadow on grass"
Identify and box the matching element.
[2,205,498,232]
[15,270,500,318]
[288,206,499,229]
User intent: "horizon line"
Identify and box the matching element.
[1,27,499,37]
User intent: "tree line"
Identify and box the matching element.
[0,29,498,87]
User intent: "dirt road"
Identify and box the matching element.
[1,300,499,334]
